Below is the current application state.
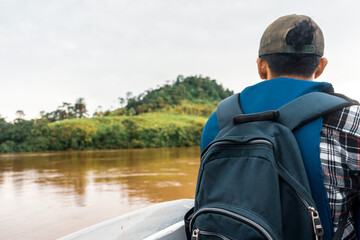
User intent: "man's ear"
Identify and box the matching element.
[314,57,328,79]
[257,58,268,80]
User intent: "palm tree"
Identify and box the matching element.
[61,102,74,119]
[16,110,25,120]
[74,98,87,118]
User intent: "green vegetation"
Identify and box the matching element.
[50,113,207,150]
[0,113,207,152]
[0,76,233,153]
[112,75,233,117]
[0,118,52,152]
[40,98,88,122]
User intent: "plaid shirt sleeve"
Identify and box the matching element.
[320,105,360,240]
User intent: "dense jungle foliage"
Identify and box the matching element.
[0,76,233,153]
[112,75,233,117]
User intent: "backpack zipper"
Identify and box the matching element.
[296,193,324,240]
[189,207,274,240]
[201,139,273,159]
[192,228,231,240]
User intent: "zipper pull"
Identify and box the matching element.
[308,207,324,240]
[192,228,199,240]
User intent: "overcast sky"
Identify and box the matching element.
[1,0,360,120]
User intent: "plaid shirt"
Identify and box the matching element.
[321,105,360,239]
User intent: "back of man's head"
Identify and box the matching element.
[259,15,324,79]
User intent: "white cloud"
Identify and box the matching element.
[0,0,359,120]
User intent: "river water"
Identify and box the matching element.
[0,147,200,240]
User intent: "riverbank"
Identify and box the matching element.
[0,113,207,153]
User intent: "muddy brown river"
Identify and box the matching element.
[0,147,200,239]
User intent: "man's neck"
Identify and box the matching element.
[266,72,315,81]
[267,74,315,81]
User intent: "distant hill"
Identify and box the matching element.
[0,75,234,153]
[112,75,234,116]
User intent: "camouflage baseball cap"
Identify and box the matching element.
[259,14,324,57]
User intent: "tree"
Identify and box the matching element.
[75,98,87,118]
[61,102,74,119]
[16,110,25,120]
[176,75,184,83]
[128,107,136,116]
[54,109,67,121]
[126,91,133,100]
[39,111,46,119]
[119,97,125,108]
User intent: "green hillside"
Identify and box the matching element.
[0,76,233,153]
[112,75,233,116]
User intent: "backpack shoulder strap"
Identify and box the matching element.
[278,92,357,240]
[216,93,242,130]
[278,92,357,131]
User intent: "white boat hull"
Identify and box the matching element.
[59,199,194,240]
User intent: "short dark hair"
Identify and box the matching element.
[260,20,321,78]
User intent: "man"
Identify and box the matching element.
[200,14,360,239]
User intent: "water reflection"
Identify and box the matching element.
[0,147,200,239]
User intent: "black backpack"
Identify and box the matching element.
[185,92,355,240]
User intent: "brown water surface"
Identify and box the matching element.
[0,147,200,240]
